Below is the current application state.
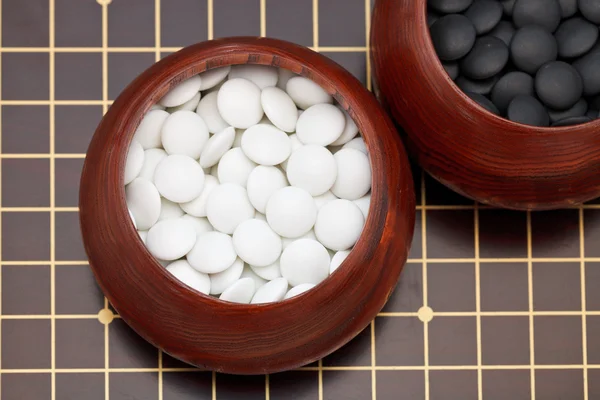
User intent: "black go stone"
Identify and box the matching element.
[552,116,593,126]
[443,61,460,80]
[535,61,583,110]
[430,14,477,61]
[501,0,517,16]
[555,17,599,58]
[491,71,535,112]
[579,0,600,24]
[573,51,600,96]
[466,91,501,115]
[464,0,504,34]
[456,75,499,95]
[513,0,562,32]
[559,0,579,18]
[507,94,550,126]
[489,21,516,46]
[428,0,474,13]
[428,11,441,27]
[510,26,557,74]
[547,98,588,123]
[460,36,509,79]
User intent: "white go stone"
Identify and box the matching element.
[246,166,288,214]
[159,75,203,108]
[181,214,213,236]
[126,178,161,230]
[166,260,211,295]
[217,148,257,187]
[280,134,302,171]
[241,124,291,166]
[209,257,244,295]
[240,265,268,291]
[210,164,219,178]
[331,148,371,200]
[228,64,278,89]
[261,87,298,132]
[284,283,316,299]
[286,76,333,110]
[266,186,317,238]
[146,218,196,261]
[161,111,209,159]
[187,231,237,274]
[219,277,255,304]
[330,250,351,274]
[128,209,137,228]
[277,68,295,91]
[280,239,330,286]
[199,66,231,91]
[313,190,337,210]
[315,199,365,251]
[150,104,166,111]
[154,155,205,203]
[195,91,229,134]
[166,92,201,113]
[330,106,359,146]
[250,260,282,280]
[133,109,169,149]
[251,277,288,304]
[124,140,144,185]
[138,230,148,244]
[179,175,219,217]
[281,230,317,250]
[353,194,371,219]
[286,145,337,196]
[158,197,184,221]
[233,219,282,267]
[296,104,345,146]
[199,126,235,168]
[206,183,255,234]
[138,148,167,180]
[342,137,367,154]
[217,78,264,129]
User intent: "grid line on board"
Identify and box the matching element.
[0,0,3,389]
[3,364,600,373]
[581,206,589,399]
[99,2,110,400]
[48,0,57,399]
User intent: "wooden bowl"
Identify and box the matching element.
[371,0,600,210]
[79,37,415,374]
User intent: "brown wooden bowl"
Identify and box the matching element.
[371,0,600,211]
[79,37,415,374]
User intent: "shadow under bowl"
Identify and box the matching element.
[371,0,600,210]
[79,37,416,374]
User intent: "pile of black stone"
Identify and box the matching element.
[428,0,600,127]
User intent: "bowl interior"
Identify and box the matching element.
[419,0,600,132]
[118,46,378,307]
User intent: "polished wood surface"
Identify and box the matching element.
[371,0,600,210]
[79,37,416,374]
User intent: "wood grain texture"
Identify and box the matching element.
[79,37,415,374]
[371,0,600,210]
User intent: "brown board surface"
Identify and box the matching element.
[1,0,598,399]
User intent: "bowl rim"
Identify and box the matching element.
[421,0,600,133]
[79,36,415,374]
